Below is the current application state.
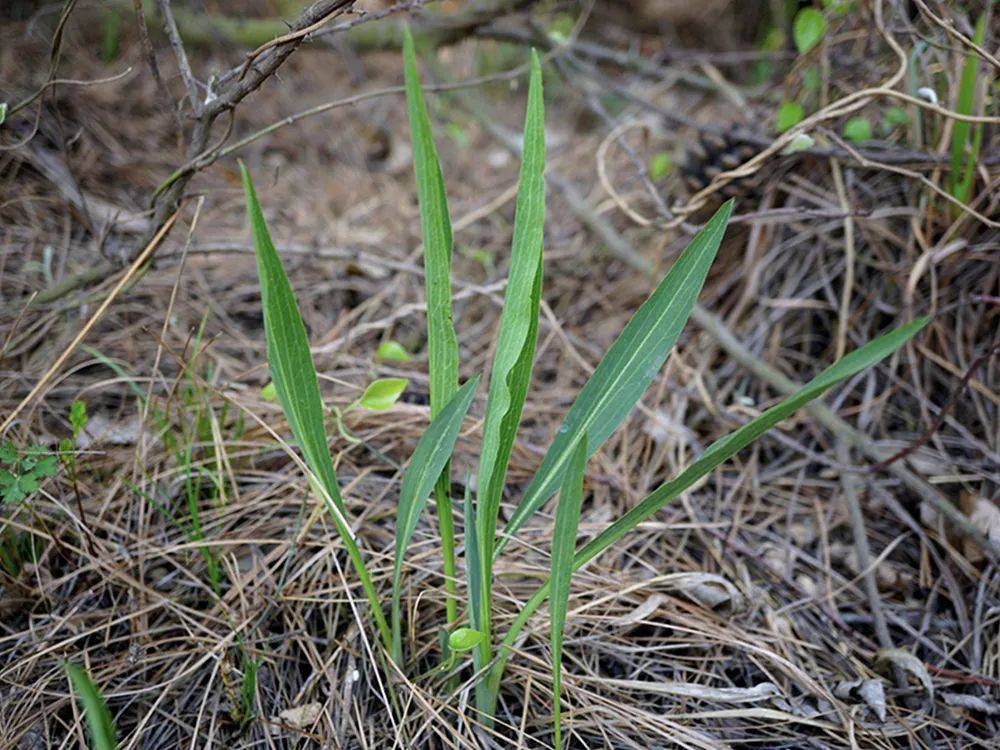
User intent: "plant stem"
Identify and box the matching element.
[434,476,459,626]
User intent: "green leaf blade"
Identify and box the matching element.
[575,316,929,567]
[65,663,118,750]
[550,434,588,750]
[241,164,345,517]
[404,25,463,626]
[500,200,732,552]
[776,101,804,133]
[488,316,929,711]
[403,25,458,417]
[793,8,826,54]
[390,376,479,662]
[476,50,547,549]
[242,163,392,649]
[449,627,486,652]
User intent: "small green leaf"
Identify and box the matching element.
[793,8,826,54]
[18,475,38,493]
[0,441,16,466]
[70,400,88,439]
[0,102,7,128]
[782,133,815,155]
[260,382,277,401]
[550,434,588,750]
[65,663,118,750]
[0,470,14,487]
[776,101,805,133]
[3,485,25,504]
[884,106,909,128]
[358,378,408,410]
[648,151,673,181]
[376,340,412,362]
[843,117,872,142]
[449,627,485,652]
[34,455,58,478]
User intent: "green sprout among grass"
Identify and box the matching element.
[240,24,927,740]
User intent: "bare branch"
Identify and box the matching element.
[155,0,202,116]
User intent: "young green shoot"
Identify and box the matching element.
[65,663,117,750]
[403,25,462,628]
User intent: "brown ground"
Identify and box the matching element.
[1,2,998,748]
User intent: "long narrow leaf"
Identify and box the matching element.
[486,316,929,710]
[242,164,346,519]
[403,25,458,419]
[463,479,490,710]
[403,25,462,625]
[949,12,987,204]
[476,48,546,563]
[65,663,117,750]
[242,164,392,648]
[576,316,928,567]
[500,200,733,553]
[391,376,479,662]
[473,50,546,692]
[550,435,588,750]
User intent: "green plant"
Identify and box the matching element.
[776,100,804,133]
[233,651,261,728]
[403,26,462,630]
[949,10,987,206]
[0,440,58,504]
[65,663,118,750]
[376,340,412,362]
[843,116,872,142]
[792,7,826,54]
[241,28,927,735]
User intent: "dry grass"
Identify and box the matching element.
[1,2,998,748]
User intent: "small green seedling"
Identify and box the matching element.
[793,7,826,54]
[242,23,927,734]
[776,101,804,133]
[949,11,987,207]
[648,151,673,181]
[1,440,58,504]
[843,116,872,142]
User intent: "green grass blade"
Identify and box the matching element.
[550,434,587,750]
[391,376,479,663]
[574,316,928,566]
[403,25,459,419]
[486,316,929,711]
[241,163,392,649]
[949,11,987,204]
[65,663,117,750]
[403,25,462,625]
[475,48,545,558]
[499,200,733,553]
[242,164,345,518]
[473,49,545,699]
[463,481,482,634]
[463,479,490,710]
